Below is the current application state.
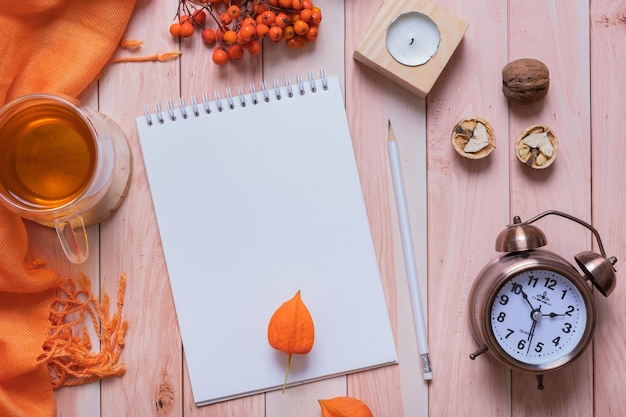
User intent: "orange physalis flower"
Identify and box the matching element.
[318,396,373,417]
[267,290,314,391]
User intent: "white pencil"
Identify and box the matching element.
[387,120,433,381]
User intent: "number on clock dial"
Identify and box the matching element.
[490,269,587,365]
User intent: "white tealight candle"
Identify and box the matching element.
[385,11,441,67]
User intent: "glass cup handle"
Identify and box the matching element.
[55,216,89,264]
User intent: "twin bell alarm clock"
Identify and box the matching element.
[468,210,616,389]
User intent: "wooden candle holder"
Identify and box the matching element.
[354,0,469,98]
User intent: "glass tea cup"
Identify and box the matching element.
[0,94,132,263]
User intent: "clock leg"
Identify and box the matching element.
[469,345,488,360]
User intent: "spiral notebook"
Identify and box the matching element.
[136,71,397,406]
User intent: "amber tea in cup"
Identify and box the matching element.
[0,94,132,263]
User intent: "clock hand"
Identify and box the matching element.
[526,319,536,353]
[521,290,536,310]
[526,306,542,354]
[542,312,566,318]
[526,318,536,341]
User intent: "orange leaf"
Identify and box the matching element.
[267,290,314,355]
[318,396,373,417]
[267,290,314,391]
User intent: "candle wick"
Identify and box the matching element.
[409,38,415,45]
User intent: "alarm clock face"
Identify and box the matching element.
[489,269,587,366]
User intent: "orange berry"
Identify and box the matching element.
[227,44,244,60]
[278,0,291,7]
[239,25,257,42]
[286,35,306,49]
[247,39,262,55]
[305,26,318,41]
[212,47,229,65]
[268,0,279,6]
[192,9,207,25]
[201,28,216,44]
[310,7,322,25]
[274,12,291,28]
[169,22,181,37]
[285,37,299,49]
[291,0,303,10]
[180,21,194,37]
[268,26,283,42]
[223,29,237,44]
[228,5,241,18]
[256,23,269,38]
[300,9,313,22]
[261,10,276,25]
[179,14,192,24]
[293,19,309,35]
[220,12,233,25]
[215,27,224,42]
[301,0,313,9]
[305,25,318,41]
[283,25,295,40]
[242,17,257,27]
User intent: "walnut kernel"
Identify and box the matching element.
[451,117,496,159]
[515,125,558,169]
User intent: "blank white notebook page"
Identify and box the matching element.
[136,74,397,405]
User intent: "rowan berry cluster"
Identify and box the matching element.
[170,0,323,65]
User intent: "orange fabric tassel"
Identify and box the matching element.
[39,274,128,389]
[110,38,182,64]
[109,51,183,64]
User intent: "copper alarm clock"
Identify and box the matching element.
[468,210,616,389]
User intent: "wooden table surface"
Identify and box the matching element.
[29,0,625,416]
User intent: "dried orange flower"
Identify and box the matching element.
[318,396,373,417]
[267,290,314,391]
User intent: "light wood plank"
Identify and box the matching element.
[507,2,592,257]
[426,0,512,415]
[265,377,347,417]
[49,74,102,417]
[346,1,425,416]
[590,1,626,416]
[507,2,593,415]
[97,0,184,415]
[35,222,101,417]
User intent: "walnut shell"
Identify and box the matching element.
[515,125,558,169]
[502,58,550,104]
[451,116,496,159]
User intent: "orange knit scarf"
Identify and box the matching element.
[0,0,136,415]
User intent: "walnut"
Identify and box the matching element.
[515,125,558,169]
[451,116,496,159]
[502,58,550,104]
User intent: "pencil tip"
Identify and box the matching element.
[387,120,395,142]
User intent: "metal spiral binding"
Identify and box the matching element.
[143,69,329,125]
